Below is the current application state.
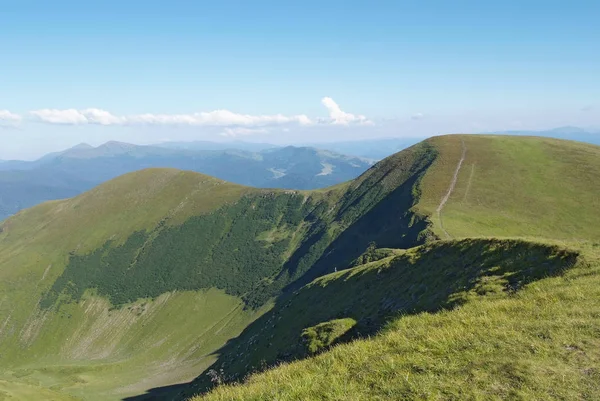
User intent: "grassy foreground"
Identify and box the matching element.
[194,241,600,400]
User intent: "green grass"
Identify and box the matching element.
[0,289,265,400]
[183,238,581,395]
[0,169,264,399]
[0,151,429,399]
[416,135,600,241]
[301,318,358,355]
[194,241,600,400]
[0,379,81,401]
[0,135,599,400]
[185,135,600,400]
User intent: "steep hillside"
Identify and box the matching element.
[0,144,372,220]
[0,135,598,400]
[184,239,582,394]
[194,242,600,401]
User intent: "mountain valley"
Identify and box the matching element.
[0,135,598,400]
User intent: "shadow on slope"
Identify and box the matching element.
[42,140,438,312]
[122,383,189,401]
[270,139,438,295]
[172,238,578,399]
[283,161,435,289]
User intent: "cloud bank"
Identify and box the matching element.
[22,98,369,132]
[127,110,312,127]
[29,108,312,127]
[0,110,22,127]
[29,108,125,125]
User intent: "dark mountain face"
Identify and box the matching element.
[0,143,372,221]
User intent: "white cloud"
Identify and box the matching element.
[411,113,425,120]
[29,108,313,127]
[321,97,372,125]
[30,109,88,124]
[220,127,270,137]
[129,110,312,127]
[0,110,22,127]
[25,98,372,132]
[81,108,125,125]
[29,108,124,125]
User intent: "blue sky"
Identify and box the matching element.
[1,0,599,159]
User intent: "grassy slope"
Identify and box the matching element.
[1,135,599,400]
[185,239,580,390]
[0,290,262,401]
[189,135,600,400]
[0,170,260,400]
[0,142,431,400]
[197,242,600,401]
[416,135,600,241]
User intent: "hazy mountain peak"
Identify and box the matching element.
[548,126,588,134]
[98,140,139,149]
[71,142,94,150]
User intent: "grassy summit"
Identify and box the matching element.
[416,135,600,240]
[0,135,598,400]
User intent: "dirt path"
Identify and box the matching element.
[437,139,467,239]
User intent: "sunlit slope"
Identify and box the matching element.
[195,242,600,401]
[0,170,257,400]
[186,239,582,394]
[416,135,600,241]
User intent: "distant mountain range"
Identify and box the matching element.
[153,127,600,160]
[151,138,419,160]
[155,140,278,152]
[0,142,372,221]
[5,126,594,167]
[300,137,424,160]
[2,126,598,221]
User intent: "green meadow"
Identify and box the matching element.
[0,135,598,400]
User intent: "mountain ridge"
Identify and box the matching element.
[0,134,598,400]
[0,144,372,221]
